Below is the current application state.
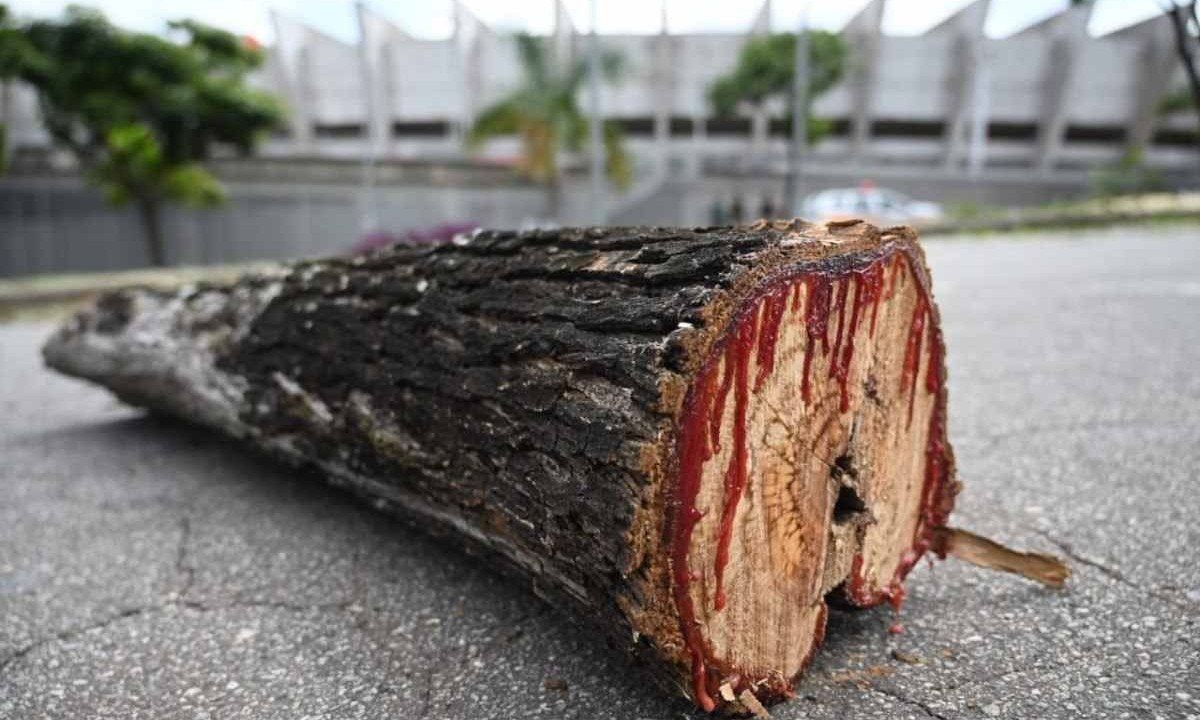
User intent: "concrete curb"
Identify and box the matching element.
[923,192,1200,236]
[0,262,275,318]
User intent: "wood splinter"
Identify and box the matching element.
[42,221,1068,715]
[934,526,1070,588]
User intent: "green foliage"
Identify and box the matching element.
[708,32,847,143]
[4,7,285,161]
[0,5,35,76]
[89,123,224,206]
[468,33,630,207]
[0,3,33,176]
[1089,149,1165,199]
[945,201,993,221]
[1158,86,1197,115]
[804,116,834,145]
[0,4,284,262]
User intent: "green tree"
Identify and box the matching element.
[467,33,630,220]
[0,6,284,266]
[708,32,847,143]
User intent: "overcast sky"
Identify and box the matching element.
[4,0,1166,42]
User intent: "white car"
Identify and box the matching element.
[801,187,944,226]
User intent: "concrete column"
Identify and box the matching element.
[454,1,488,147]
[845,0,884,163]
[935,0,990,172]
[355,2,399,159]
[376,44,395,156]
[966,43,991,177]
[691,113,706,178]
[941,35,975,171]
[269,12,315,153]
[1030,3,1093,174]
[1033,38,1075,173]
[750,106,769,162]
[653,32,673,176]
[553,0,575,69]
[293,45,316,152]
[742,0,770,167]
[1125,27,1178,153]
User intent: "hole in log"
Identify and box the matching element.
[832,483,867,525]
[831,451,857,481]
[669,248,952,711]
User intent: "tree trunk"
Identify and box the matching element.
[135,194,166,267]
[41,221,1060,714]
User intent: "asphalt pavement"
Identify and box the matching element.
[2,225,1198,719]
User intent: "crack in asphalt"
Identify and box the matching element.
[398,603,550,719]
[418,667,435,719]
[0,596,366,675]
[434,605,549,700]
[174,514,195,601]
[1,506,381,676]
[864,684,952,720]
[2,510,201,676]
[936,662,1037,694]
[178,598,358,614]
[1020,525,1193,611]
[0,605,154,675]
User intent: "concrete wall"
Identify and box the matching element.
[0,171,546,278]
[1,150,1110,278]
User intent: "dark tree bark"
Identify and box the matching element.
[42,221,1064,715]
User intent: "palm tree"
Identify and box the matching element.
[467,33,630,220]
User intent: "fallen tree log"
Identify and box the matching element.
[43,220,1066,714]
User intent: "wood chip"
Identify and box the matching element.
[933,526,1071,588]
[738,689,771,719]
[891,649,922,665]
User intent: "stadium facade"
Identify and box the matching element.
[261,0,1194,177]
[0,0,1196,242]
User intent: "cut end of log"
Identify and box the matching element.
[666,232,956,710]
